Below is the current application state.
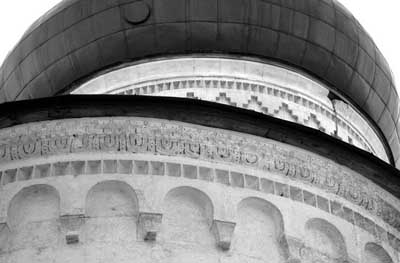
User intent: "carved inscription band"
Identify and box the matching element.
[0,117,399,233]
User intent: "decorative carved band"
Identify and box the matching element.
[0,117,398,237]
[112,77,382,160]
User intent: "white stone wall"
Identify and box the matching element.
[72,57,389,163]
[0,117,398,263]
[0,155,397,263]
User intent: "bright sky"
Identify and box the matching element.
[0,0,399,86]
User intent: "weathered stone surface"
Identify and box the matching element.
[211,220,236,250]
[0,117,399,236]
[0,222,10,252]
[65,232,79,244]
[60,214,85,244]
[60,214,86,231]
[0,117,398,263]
[74,58,387,162]
[137,213,162,241]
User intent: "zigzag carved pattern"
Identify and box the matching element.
[305,113,326,132]
[243,96,269,114]
[215,92,237,107]
[115,79,375,155]
[273,103,299,123]
[205,92,372,153]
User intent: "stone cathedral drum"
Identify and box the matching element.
[0,0,399,263]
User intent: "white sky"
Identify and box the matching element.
[0,0,399,86]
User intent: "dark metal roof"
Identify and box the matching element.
[0,0,399,167]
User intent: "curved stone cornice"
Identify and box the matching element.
[72,57,389,162]
[0,95,398,199]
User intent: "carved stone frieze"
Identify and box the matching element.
[0,117,399,234]
[74,57,384,161]
[109,76,383,160]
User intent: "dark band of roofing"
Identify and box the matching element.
[1,95,400,197]
[0,0,399,167]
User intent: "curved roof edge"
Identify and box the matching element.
[0,95,399,197]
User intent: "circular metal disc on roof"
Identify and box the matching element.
[123,1,151,24]
[0,0,399,166]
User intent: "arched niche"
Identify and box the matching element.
[364,243,393,263]
[86,180,138,217]
[303,218,347,262]
[7,184,60,249]
[232,197,288,263]
[84,180,139,243]
[161,186,214,247]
